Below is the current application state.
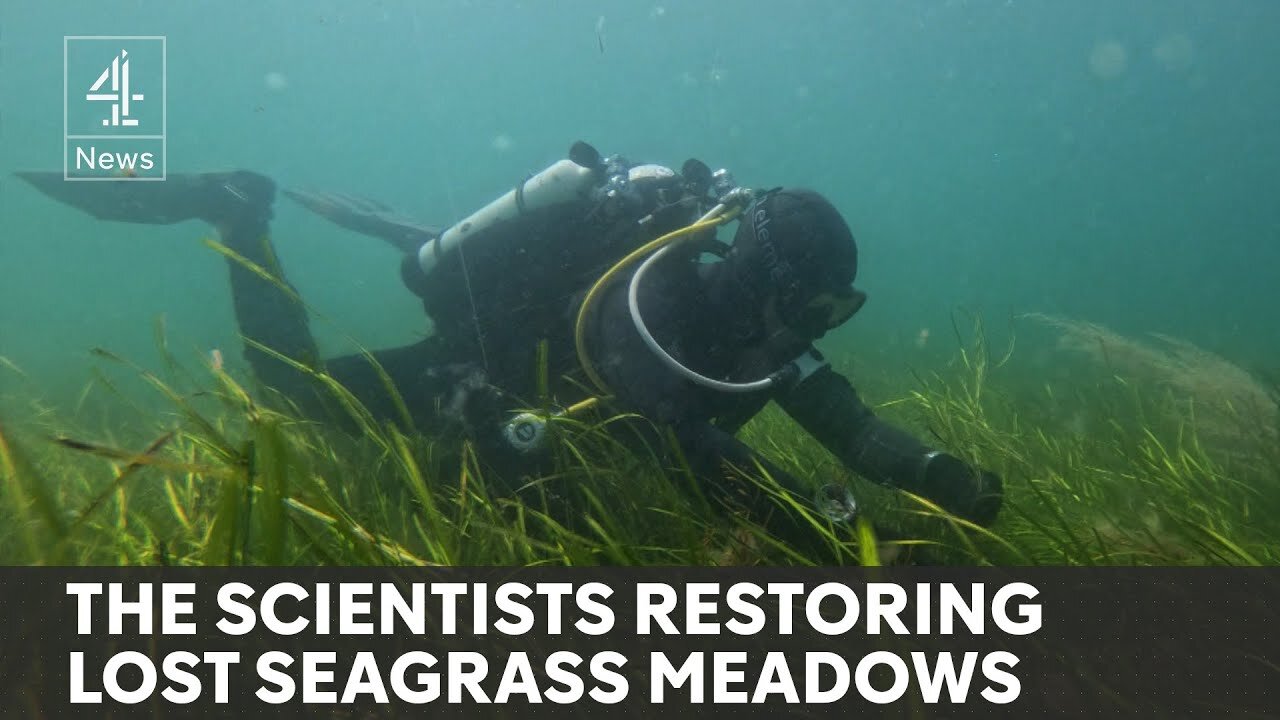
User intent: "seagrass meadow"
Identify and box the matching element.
[2,312,1275,567]
[2,2,1279,568]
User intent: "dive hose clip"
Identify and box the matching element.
[502,412,551,454]
[501,398,600,454]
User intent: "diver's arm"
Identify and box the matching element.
[776,364,1003,525]
[672,420,837,553]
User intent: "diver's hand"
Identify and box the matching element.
[920,453,1004,527]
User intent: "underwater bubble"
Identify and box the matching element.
[915,327,930,348]
[651,6,666,18]
[491,133,513,152]
[795,85,811,99]
[1088,41,1128,79]
[1153,33,1194,71]
[1067,411,1089,437]
[264,71,289,91]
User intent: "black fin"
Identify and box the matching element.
[15,170,273,226]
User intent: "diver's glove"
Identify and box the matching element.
[916,452,1004,527]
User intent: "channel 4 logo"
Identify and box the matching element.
[64,36,166,181]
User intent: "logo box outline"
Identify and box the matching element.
[63,35,167,182]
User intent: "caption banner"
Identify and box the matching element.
[2,567,1276,718]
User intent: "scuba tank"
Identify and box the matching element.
[416,141,690,279]
[417,157,598,276]
[404,141,701,389]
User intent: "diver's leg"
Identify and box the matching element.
[325,341,558,499]
[322,337,474,432]
[17,169,323,411]
[205,173,324,409]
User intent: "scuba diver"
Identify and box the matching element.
[15,141,1003,553]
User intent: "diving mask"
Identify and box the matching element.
[789,285,867,338]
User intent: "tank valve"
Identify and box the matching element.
[710,168,738,203]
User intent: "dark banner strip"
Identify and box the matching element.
[2,568,1277,718]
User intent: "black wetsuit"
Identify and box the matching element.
[9,158,993,551]
[205,169,987,545]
